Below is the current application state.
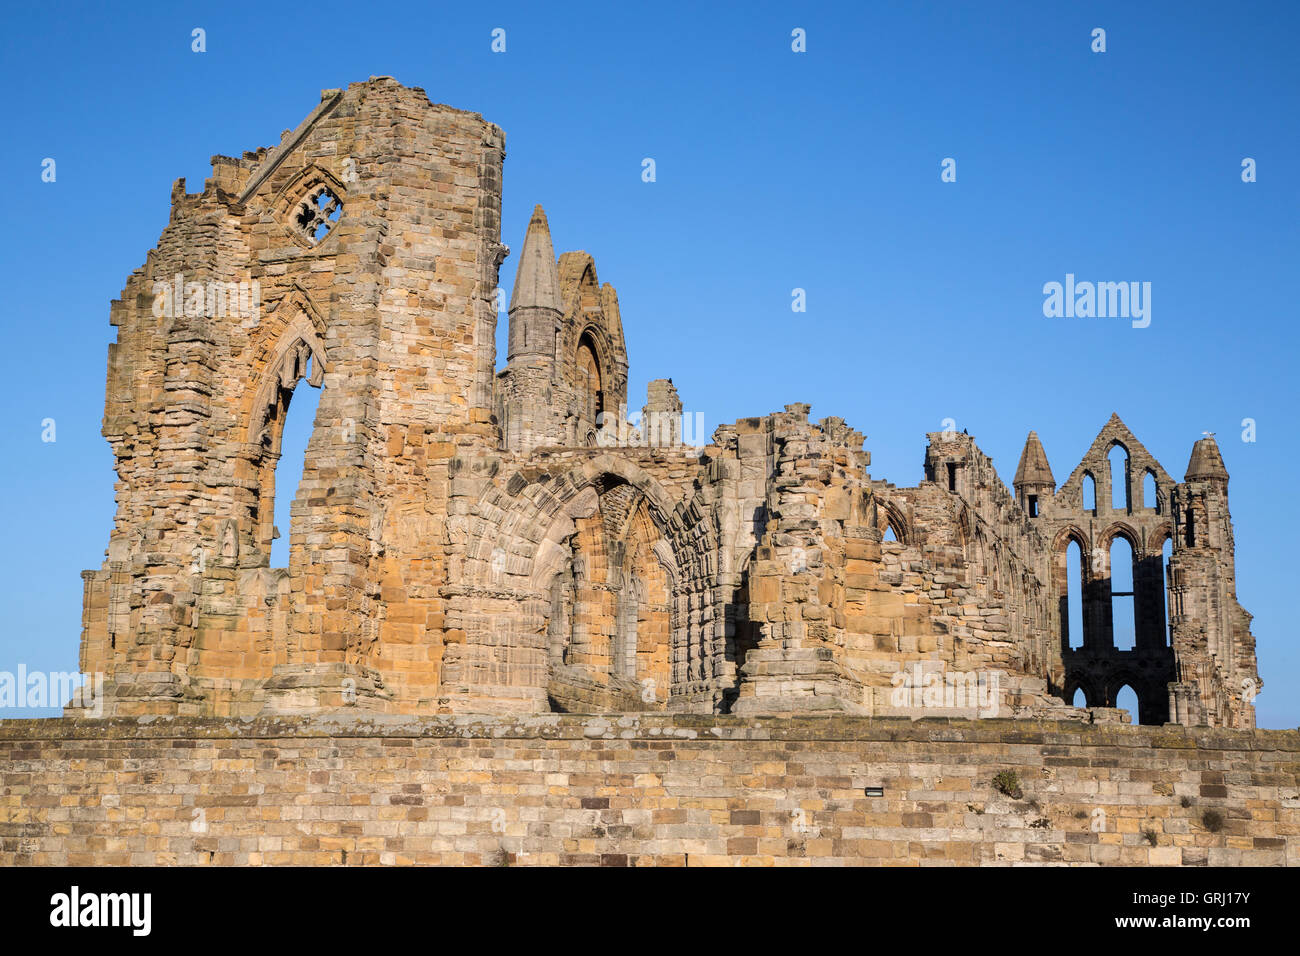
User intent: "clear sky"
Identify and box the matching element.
[1,1,1295,726]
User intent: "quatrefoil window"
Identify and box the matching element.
[293,186,343,244]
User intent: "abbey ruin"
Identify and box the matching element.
[76,78,1259,731]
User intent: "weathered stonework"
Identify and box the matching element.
[75,78,1259,732]
[1,715,1295,866]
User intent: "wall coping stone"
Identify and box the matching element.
[1,714,1297,752]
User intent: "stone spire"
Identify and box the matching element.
[1013,430,1055,515]
[1014,431,1055,488]
[508,204,561,313]
[1185,433,1229,482]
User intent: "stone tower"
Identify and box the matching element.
[498,204,563,450]
[496,205,628,452]
[1167,435,1259,727]
[1013,431,1055,517]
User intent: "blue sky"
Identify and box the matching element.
[1,1,1295,726]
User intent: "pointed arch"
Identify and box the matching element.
[955,506,972,552]
[246,325,326,448]
[1114,684,1140,723]
[1108,441,1130,512]
[575,330,603,428]
[559,253,602,316]
[450,455,723,711]
[1067,679,1098,708]
[1054,525,1090,652]
[1052,524,1092,556]
[1110,534,1137,651]
[1161,536,1174,647]
[1143,469,1159,512]
[1098,521,1140,552]
[1144,522,1173,554]
[238,291,330,558]
[241,287,329,444]
[875,498,910,545]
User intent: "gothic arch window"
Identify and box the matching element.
[877,500,908,545]
[1108,443,1130,512]
[1161,536,1174,646]
[1064,537,1085,650]
[576,332,603,426]
[1082,472,1096,513]
[1143,470,1159,511]
[251,334,325,449]
[1115,684,1140,723]
[268,365,322,566]
[1110,534,1136,651]
[248,323,327,562]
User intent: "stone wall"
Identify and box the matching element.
[1,716,1294,866]
[80,77,509,717]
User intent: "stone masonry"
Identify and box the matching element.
[74,78,1260,730]
[1,715,1295,866]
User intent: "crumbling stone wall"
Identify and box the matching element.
[1006,417,1258,728]
[76,79,1259,729]
[80,78,508,718]
[1024,416,1180,723]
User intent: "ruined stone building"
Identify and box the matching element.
[76,78,1259,729]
